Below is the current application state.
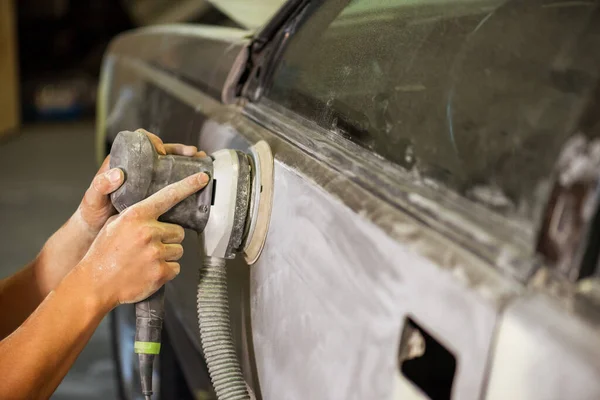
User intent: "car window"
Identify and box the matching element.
[264,0,600,222]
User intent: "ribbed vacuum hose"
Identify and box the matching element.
[197,256,250,400]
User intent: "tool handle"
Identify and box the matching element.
[135,286,165,397]
[135,286,165,353]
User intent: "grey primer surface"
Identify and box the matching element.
[98,14,600,400]
[199,111,518,400]
[253,168,495,398]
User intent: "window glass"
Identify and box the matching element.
[265,0,600,220]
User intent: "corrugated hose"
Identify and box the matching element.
[197,256,250,400]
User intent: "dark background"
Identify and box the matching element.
[17,0,235,122]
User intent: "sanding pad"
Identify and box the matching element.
[243,140,274,265]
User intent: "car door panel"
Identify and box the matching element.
[192,105,520,399]
[100,41,521,395]
[97,2,600,399]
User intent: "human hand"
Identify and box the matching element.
[75,129,206,237]
[78,171,209,309]
[33,130,206,298]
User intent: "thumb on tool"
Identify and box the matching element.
[92,167,124,196]
[77,157,126,234]
[83,156,124,210]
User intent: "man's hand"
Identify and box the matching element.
[0,133,209,399]
[0,129,207,338]
[78,171,209,309]
[36,129,207,295]
[76,129,206,236]
[0,170,208,398]
[0,129,207,337]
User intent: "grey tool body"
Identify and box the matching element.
[110,130,214,231]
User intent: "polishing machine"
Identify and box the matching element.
[109,130,273,400]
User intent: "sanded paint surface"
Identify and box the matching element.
[190,106,521,399]
[249,164,505,399]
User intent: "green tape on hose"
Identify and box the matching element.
[134,341,161,354]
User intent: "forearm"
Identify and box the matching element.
[36,211,96,295]
[0,264,107,400]
[0,264,42,339]
[0,215,95,338]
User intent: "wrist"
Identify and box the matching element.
[33,214,97,296]
[68,209,101,243]
[40,212,96,261]
[66,261,115,317]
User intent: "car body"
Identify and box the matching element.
[97,1,600,399]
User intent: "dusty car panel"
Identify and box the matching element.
[97,1,600,399]
[196,106,521,398]
[100,52,522,396]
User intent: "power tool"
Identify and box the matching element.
[109,130,273,400]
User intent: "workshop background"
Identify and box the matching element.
[0,0,280,398]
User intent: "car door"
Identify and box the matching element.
[236,1,600,399]
[99,1,600,399]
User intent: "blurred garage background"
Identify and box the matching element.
[0,0,282,398]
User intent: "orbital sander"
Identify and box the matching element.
[109,130,273,400]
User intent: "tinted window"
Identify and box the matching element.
[265,0,600,220]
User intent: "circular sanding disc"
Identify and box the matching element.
[244,140,274,265]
